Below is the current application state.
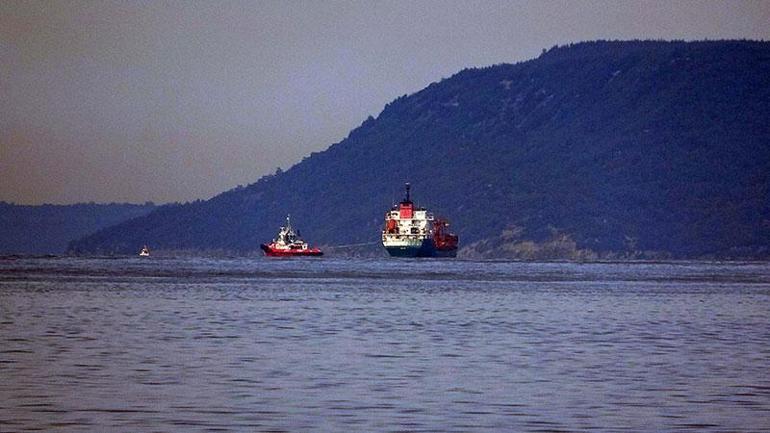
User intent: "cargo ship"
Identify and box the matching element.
[382,183,458,257]
[261,215,323,257]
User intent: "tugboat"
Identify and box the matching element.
[138,245,150,257]
[382,183,458,257]
[261,215,323,257]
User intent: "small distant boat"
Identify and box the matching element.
[138,245,150,257]
[261,215,323,257]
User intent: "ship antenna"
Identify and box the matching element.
[405,182,411,202]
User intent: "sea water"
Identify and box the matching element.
[1,256,769,432]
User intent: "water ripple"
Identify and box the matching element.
[1,257,769,432]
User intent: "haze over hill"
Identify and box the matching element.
[69,41,770,259]
[0,202,156,255]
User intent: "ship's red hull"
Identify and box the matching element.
[260,243,323,257]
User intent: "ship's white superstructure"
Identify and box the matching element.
[382,208,434,248]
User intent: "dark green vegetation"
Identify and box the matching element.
[70,41,770,259]
[0,202,155,255]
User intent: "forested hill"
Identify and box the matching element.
[0,202,156,255]
[70,40,770,259]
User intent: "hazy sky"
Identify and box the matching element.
[2,0,769,205]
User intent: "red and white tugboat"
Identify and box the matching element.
[261,215,323,257]
[382,183,459,257]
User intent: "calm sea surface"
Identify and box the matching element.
[1,256,769,432]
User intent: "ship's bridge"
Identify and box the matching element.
[383,207,433,238]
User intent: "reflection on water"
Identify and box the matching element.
[1,257,769,432]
